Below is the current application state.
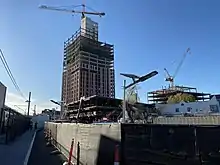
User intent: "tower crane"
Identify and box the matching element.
[39,2,105,19]
[164,48,191,88]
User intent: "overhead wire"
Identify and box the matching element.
[0,49,27,101]
[6,103,26,114]
[14,105,26,114]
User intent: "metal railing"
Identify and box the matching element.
[0,107,30,144]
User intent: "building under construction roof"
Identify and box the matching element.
[66,95,157,123]
[147,85,211,104]
[67,95,121,122]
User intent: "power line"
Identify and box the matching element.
[0,49,27,100]
[14,105,26,114]
[5,103,26,115]
[0,49,26,99]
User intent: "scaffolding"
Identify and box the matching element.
[61,27,115,105]
[66,95,157,123]
[147,85,211,104]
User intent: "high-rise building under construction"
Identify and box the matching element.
[61,17,115,105]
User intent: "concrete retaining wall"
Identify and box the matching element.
[45,122,121,165]
[45,121,220,165]
[153,116,220,125]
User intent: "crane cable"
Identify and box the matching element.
[0,49,27,101]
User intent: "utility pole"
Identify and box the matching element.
[33,105,36,116]
[60,102,63,119]
[27,92,31,116]
[122,80,126,123]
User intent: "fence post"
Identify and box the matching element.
[194,126,198,156]
[5,108,11,144]
[45,128,48,139]
[50,130,53,144]
[49,130,52,145]
[68,138,74,165]
[0,108,4,134]
[114,144,120,165]
[77,142,80,165]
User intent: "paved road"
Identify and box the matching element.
[28,130,67,165]
[0,130,35,165]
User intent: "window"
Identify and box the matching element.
[210,105,219,113]
[175,108,179,112]
[187,107,191,112]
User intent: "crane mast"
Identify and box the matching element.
[164,48,191,88]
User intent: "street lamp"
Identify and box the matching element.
[120,71,158,123]
[50,100,65,119]
[50,100,61,106]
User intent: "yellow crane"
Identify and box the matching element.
[39,2,105,19]
[164,48,191,88]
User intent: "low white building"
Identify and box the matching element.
[31,114,50,129]
[42,108,60,120]
[156,96,220,116]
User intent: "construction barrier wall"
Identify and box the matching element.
[121,124,220,165]
[45,122,121,165]
[153,116,220,125]
[45,121,220,165]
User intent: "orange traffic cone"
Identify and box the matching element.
[68,138,74,165]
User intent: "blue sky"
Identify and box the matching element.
[1,0,220,113]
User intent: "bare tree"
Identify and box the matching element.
[167,93,196,104]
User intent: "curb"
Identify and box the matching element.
[23,131,37,165]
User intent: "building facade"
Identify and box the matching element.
[0,82,6,123]
[42,108,61,120]
[61,17,115,106]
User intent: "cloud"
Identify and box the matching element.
[5,92,59,115]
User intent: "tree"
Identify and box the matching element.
[120,85,139,107]
[126,85,140,104]
[167,93,196,104]
[119,85,140,121]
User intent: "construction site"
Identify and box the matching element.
[146,47,211,105]
[66,95,158,123]
[13,2,220,165]
[147,85,211,104]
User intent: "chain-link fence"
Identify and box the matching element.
[0,107,30,144]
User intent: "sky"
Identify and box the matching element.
[1,0,220,114]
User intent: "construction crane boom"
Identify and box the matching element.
[164,48,191,88]
[39,5,105,18]
[173,47,191,78]
[164,68,171,78]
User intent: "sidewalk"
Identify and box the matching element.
[0,130,35,165]
[28,130,67,165]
